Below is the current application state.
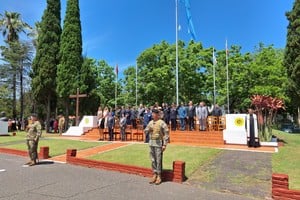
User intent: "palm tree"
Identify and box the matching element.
[0,11,32,118]
[0,11,31,42]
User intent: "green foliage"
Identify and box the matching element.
[133,40,209,106]
[31,0,61,103]
[0,11,32,118]
[57,0,82,98]
[0,40,33,118]
[0,85,12,116]
[79,58,101,114]
[123,40,288,113]
[31,0,61,128]
[250,44,288,100]
[94,60,118,108]
[284,0,300,114]
[272,130,300,189]
[0,11,31,42]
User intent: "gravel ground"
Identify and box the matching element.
[186,150,272,200]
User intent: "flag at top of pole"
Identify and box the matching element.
[115,64,119,76]
[180,0,197,40]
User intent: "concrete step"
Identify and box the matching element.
[81,127,224,145]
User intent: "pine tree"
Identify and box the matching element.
[31,0,61,131]
[284,0,300,114]
[0,11,31,118]
[57,0,83,125]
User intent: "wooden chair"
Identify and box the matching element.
[114,123,120,140]
[125,125,132,141]
[132,124,144,141]
[207,116,218,131]
[103,128,109,140]
[217,116,226,131]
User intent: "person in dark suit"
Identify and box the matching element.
[107,112,115,141]
[187,101,196,131]
[245,108,260,148]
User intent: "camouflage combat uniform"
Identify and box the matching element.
[144,119,169,181]
[26,120,42,164]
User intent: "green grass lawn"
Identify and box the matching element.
[1,131,104,157]
[272,129,300,190]
[88,143,221,177]
[0,131,28,143]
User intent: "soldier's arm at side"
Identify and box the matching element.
[162,121,169,150]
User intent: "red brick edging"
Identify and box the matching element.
[66,149,186,183]
[272,173,300,200]
[0,146,49,159]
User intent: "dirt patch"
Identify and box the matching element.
[186,150,272,199]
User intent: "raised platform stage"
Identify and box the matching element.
[80,127,225,146]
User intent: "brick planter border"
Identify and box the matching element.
[272,173,300,200]
[0,146,49,159]
[66,149,186,183]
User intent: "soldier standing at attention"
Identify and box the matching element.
[25,113,42,166]
[144,109,169,185]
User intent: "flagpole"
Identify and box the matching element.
[175,0,179,106]
[213,48,216,105]
[135,62,138,107]
[225,39,230,114]
[115,65,118,109]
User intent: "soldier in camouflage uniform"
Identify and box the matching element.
[144,109,169,185]
[25,113,42,166]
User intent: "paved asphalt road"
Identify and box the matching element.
[0,154,255,200]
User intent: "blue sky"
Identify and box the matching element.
[0,0,295,74]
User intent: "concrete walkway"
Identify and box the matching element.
[0,153,255,200]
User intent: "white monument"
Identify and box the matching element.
[63,115,98,136]
[223,114,247,145]
[0,121,8,135]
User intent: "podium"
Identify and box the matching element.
[63,116,98,136]
[223,114,247,145]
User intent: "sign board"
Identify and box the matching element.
[223,114,247,144]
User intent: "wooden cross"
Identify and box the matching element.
[69,88,87,126]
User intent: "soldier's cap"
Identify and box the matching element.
[152,109,160,114]
[31,113,38,118]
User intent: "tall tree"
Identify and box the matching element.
[1,41,33,120]
[284,0,300,120]
[94,60,116,107]
[57,0,83,126]
[79,57,99,115]
[135,40,210,106]
[31,0,61,131]
[0,11,31,118]
[0,11,31,42]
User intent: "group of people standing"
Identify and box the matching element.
[48,115,65,135]
[177,101,223,131]
[96,101,224,141]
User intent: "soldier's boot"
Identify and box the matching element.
[149,174,157,184]
[24,160,32,165]
[28,160,36,166]
[155,175,162,185]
